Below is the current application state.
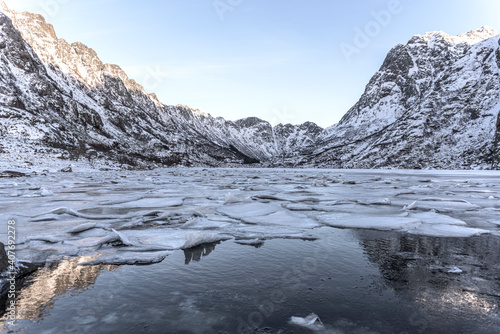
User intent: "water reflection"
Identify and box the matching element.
[0,258,114,330]
[0,243,221,329]
[183,242,220,265]
[357,230,500,332]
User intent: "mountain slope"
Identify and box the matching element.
[0,4,322,167]
[307,26,500,169]
[1,2,499,170]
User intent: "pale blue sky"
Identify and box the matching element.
[4,0,500,127]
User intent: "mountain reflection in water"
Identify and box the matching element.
[0,258,114,331]
[0,231,498,333]
[357,230,500,333]
[183,242,219,265]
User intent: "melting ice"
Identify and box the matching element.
[1,168,499,268]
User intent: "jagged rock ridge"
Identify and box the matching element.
[1,1,499,169]
[0,3,321,167]
[307,25,500,169]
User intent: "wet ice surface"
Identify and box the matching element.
[0,168,500,333]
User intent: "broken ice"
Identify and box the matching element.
[1,168,500,268]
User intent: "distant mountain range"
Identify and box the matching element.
[1,2,499,169]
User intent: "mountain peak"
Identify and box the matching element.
[417,25,498,46]
[458,25,498,42]
[0,1,8,12]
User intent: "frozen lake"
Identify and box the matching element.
[1,168,500,333]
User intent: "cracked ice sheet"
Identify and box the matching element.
[217,202,282,219]
[241,210,320,229]
[2,168,500,268]
[407,224,490,237]
[115,197,184,208]
[79,250,171,266]
[318,216,422,231]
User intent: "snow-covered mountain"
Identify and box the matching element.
[307,26,500,169]
[1,1,499,169]
[0,3,321,167]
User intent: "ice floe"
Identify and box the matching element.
[217,202,282,219]
[289,313,326,331]
[1,168,499,268]
[242,210,320,228]
[319,216,421,231]
[407,224,490,237]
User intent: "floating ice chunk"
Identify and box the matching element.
[407,224,490,237]
[40,188,54,197]
[372,198,391,205]
[118,197,183,208]
[320,216,421,231]
[181,218,231,230]
[284,203,317,211]
[358,198,391,206]
[111,229,136,246]
[182,232,229,249]
[143,211,174,223]
[64,236,108,248]
[230,225,317,240]
[294,197,323,203]
[67,223,98,234]
[404,201,418,210]
[409,212,467,226]
[289,313,325,331]
[217,202,281,219]
[43,207,136,220]
[50,207,78,215]
[234,238,264,246]
[79,250,170,266]
[242,210,320,229]
[252,194,289,201]
[416,198,480,211]
[31,214,59,222]
[448,266,463,274]
[96,230,140,248]
[26,235,63,243]
[224,192,241,204]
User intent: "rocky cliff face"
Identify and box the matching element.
[1,2,499,169]
[308,26,500,169]
[0,4,321,167]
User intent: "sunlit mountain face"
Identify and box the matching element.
[1,3,500,169]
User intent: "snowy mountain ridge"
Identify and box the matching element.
[310,25,500,169]
[0,4,321,167]
[418,25,498,46]
[0,2,499,169]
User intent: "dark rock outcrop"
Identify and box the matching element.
[0,6,322,167]
[308,26,500,169]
